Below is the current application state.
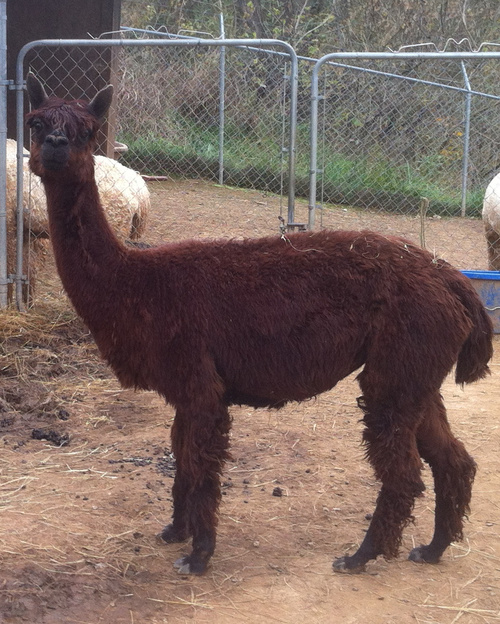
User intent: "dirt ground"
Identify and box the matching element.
[0,180,499,624]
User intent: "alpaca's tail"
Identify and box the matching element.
[442,267,494,384]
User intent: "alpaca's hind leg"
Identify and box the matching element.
[409,392,476,564]
[334,388,425,573]
[159,404,231,575]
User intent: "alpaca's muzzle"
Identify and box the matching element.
[42,130,70,170]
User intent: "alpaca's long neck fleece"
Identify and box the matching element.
[42,174,126,330]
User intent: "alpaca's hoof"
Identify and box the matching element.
[408,545,441,564]
[332,556,367,574]
[157,524,189,544]
[174,555,208,576]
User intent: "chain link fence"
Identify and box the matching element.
[310,52,500,270]
[5,34,500,309]
[116,30,294,195]
[13,35,297,308]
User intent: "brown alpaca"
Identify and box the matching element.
[25,73,493,576]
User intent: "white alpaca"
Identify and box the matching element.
[5,139,150,303]
[483,172,500,271]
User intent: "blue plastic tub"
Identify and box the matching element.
[462,270,500,334]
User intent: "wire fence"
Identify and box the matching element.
[12,35,298,309]
[3,26,500,310]
[310,55,500,217]
[309,51,500,270]
[116,31,294,197]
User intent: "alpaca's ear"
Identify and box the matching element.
[26,72,49,110]
[88,85,113,120]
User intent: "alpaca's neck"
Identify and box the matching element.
[42,171,125,326]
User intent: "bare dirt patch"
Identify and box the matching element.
[1,181,499,624]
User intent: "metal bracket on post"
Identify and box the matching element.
[287,223,307,232]
[9,273,26,283]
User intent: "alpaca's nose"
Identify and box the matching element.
[45,130,69,147]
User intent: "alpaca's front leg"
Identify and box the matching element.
[159,460,191,544]
[159,404,232,575]
[159,465,217,575]
[172,469,221,575]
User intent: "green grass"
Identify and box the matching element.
[118,126,484,218]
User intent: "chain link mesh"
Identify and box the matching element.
[115,37,291,193]
[312,57,500,269]
[19,39,292,306]
[13,39,500,308]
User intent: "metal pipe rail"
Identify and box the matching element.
[15,37,299,309]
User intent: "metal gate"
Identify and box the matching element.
[10,36,298,309]
[309,51,500,270]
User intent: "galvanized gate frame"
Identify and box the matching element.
[6,42,500,309]
[308,51,500,230]
[0,0,8,307]
[13,37,299,310]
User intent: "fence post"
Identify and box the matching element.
[460,61,472,218]
[286,52,298,228]
[218,13,226,185]
[0,0,8,308]
[15,54,25,310]
[308,58,321,230]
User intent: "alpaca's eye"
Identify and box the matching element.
[81,129,91,141]
[30,120,43,131]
